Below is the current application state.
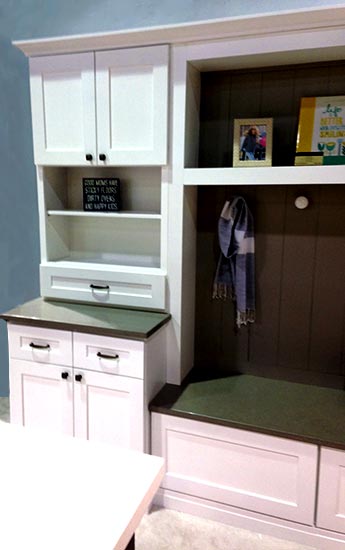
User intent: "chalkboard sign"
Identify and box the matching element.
[83,178,121,212]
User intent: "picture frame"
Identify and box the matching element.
[295,96,345,165]
[233,118,273,167]
[82,177,121,212]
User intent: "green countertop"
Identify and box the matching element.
[150,371,345,450]
[1,298,170,340]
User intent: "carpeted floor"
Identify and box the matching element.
[0,398,316,550]
[136,506,316,550]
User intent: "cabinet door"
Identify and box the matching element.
[96,45,168,165]
[73,370,144,450]
[29,53,96,165]
[316,447,345,534]
[10,359,73,436]
[152,413,318,525]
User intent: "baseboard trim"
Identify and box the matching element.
[154,488,345,550]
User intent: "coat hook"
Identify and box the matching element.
[294,196,309,209]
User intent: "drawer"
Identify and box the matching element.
[316,447,345,534]
[40,264,166,310]
[152,414,318,526]
[8,324,72,366]
[73,332,144,379]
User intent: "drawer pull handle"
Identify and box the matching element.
[29,342,50,350]
[97,351,119,360]
[75,374,83,382]
[99,153,106,161]
[61,372,69,380]
[90,284,110,290]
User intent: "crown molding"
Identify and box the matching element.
[13,4,345,57]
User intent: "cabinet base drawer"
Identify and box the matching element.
[73,332,144,378]
[8,324,72,366]
[40,264,166,310]
[152,413,318,526]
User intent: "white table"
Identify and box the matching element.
[0,421,164,549]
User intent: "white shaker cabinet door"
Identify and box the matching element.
[96,45,168,166]
[73,369,144,450]
[317,447,345,534]
[29,52,96,165]
[10,359,74,436]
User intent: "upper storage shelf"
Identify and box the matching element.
[174,31,345,186]
[197,60,345,171]
[29,45,168,166]
[183,166,345,186]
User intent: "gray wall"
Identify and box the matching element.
[0,0,339,395]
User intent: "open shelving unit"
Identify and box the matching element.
[37,164,167,308]
[167,15,345,385]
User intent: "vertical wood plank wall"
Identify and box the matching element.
[195,61,345,389]
[195,185,345,388]
[199,61,345,167]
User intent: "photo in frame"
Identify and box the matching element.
[233,118,273,167]
[295,96,345,165]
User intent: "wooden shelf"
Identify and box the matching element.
[47,210,161,220]
[46,254,162,270]
[183,166,345,186]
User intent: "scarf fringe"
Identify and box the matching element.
[213,283,255,327]
[212,282,233,300]
[237,309,255,327]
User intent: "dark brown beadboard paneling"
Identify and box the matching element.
[277,186,320,372]
[195,60,345,389]
[308,187,345,376]
[199,61,345,168]
[249,187,286,370]
[194,185,345,389]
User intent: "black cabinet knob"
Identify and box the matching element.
[85,154,93,161]
[75,374,83,382]
[61,372,69,380]
[99,153,106,161]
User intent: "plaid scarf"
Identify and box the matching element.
[213,197,255,327]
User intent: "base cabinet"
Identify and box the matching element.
[317,447,345,534]
[8,323,166,451]
[152,412,345,549]
[10,359,144,449]
[152,413,318,525]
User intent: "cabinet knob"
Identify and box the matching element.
[99,153,106,161]
[75,374,83,382]
[85,153,93,161]
[61,371,69,380]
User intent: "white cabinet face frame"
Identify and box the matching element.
[29,53,97,166]
[317,447,345,534]
[96,45,168,166]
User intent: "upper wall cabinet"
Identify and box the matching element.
[29,45,169,166]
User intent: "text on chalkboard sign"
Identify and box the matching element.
[83,178,121,211]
